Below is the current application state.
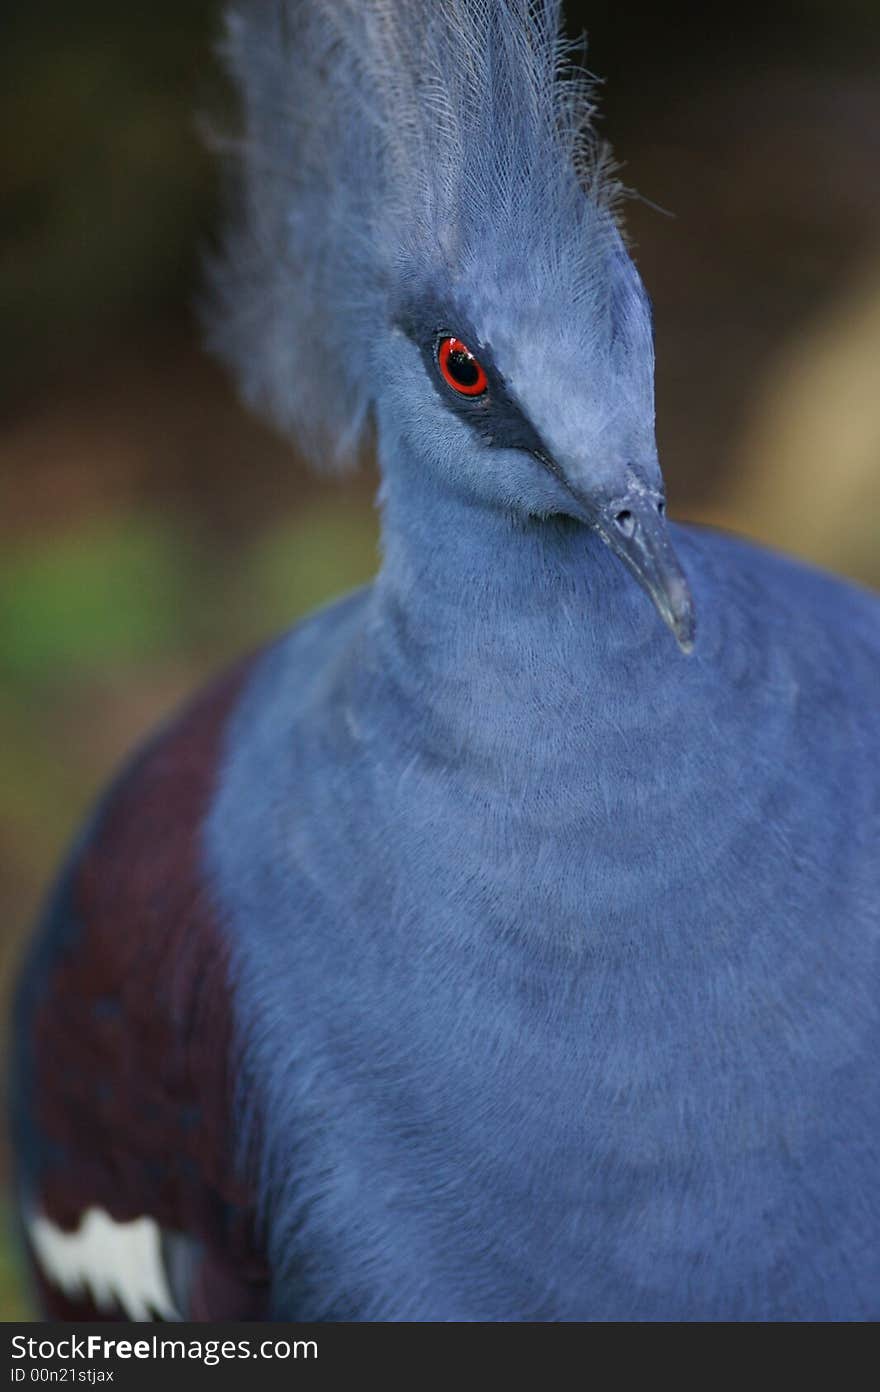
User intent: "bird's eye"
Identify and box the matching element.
[437,337,488,397]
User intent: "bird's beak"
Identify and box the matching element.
[590,488,696,653]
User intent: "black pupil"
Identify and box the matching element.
[447,347,480,388]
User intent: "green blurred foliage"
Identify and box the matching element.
[0,1205,30,1319]
[1,519,194,679]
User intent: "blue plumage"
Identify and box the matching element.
[11,0,880,1320]
[206,523,879,1319]
[211,0,624,468]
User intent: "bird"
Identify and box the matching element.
[10,0,880,1322]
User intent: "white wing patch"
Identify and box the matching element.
[27,1207,180,1321]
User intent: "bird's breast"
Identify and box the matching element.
[201,590,879,1318]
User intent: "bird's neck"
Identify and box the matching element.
[368,447,673,777]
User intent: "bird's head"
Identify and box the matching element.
[212,0,694,651]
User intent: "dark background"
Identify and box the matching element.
[1,0,879,1315]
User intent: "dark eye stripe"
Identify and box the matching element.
[396,301,552,465]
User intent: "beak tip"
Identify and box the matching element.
[669,594,696,656]
[590,485,697,656]
[663,577,696,655]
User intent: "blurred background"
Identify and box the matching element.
[1,0,878,1316]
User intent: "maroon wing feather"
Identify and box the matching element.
[19,660,269,1319]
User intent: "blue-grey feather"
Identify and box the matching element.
[205,515,880,1318]
[208,0,623,468]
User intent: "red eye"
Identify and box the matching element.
[437,337,488,396]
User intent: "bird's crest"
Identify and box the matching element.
[209,0,623,468]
